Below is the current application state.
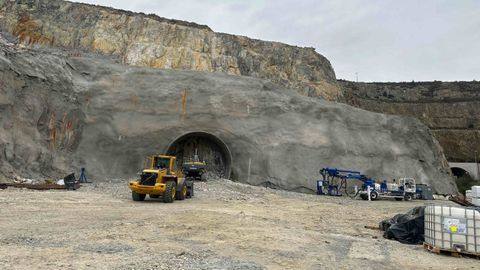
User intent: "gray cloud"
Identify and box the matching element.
[71,0,480,82]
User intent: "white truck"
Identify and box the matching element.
[359,177,416,201]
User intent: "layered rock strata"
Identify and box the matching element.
[0,0,341,100]
[340,80,480,162]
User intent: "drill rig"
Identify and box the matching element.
[317,168,416,201]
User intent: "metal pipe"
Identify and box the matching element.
[475,150,479,181]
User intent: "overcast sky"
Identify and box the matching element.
[72,0,479,82]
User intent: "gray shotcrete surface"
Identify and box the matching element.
[0,38,456,194]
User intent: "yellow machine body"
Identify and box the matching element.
[128,155,192,202]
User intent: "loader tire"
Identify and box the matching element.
[176,183,187,200]
[132,191,146,201]
[187,180,194,198]
[163,181,176,203]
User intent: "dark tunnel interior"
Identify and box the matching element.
[166,132,232,179]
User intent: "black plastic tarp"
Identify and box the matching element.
[380,206,425,244]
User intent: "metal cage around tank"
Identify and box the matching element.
[424,204,480,254]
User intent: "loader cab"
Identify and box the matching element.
[144,155,182,177]
[154,156,171,170]
[144,155,175,170]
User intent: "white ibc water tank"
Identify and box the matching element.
[473,198,480,207]
[424,205,480,254]
[472,186,480,198]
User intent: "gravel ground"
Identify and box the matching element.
[0,178,478,269]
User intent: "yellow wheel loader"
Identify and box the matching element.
[182,156,207,181]
[128,155,194,203]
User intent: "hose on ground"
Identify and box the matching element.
[340,178,360,198]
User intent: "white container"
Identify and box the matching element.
[424,205,480,254]
[387,183,398,191]
[472,186,480,198]
[473,198,480,207]
[466,190,473,202]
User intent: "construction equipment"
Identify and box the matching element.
[64,173,77,190]
[182,155,207,181]
[359,177,416,201]
[128,155,193,203]
[317,167,417,201]
[415,184,434,200]
[317,168,375,197]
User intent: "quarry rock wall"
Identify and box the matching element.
[0,0,341,100]
[0,39,457,193]
[340,80,480,162]
[0,0,461,194]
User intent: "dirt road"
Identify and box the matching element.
[0,179,477,269]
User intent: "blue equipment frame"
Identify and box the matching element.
[317,167,376,197]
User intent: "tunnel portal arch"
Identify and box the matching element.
[165,132,232,179]
[451,167,469,178]
[451,166,477,194]
[449,162,479,180]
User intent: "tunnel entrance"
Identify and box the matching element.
[165,132,232,179]
[451,167,475,195]
[451,167,469,178]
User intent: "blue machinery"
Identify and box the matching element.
[317,167,419,201]
[317,168,375,197]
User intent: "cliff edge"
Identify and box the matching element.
[0,0,342,100]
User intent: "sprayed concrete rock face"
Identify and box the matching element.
[0,0,341,100]
[0,38,456,194]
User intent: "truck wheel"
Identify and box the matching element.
[370,191,378,201]
[132,191,146,201]
[163,181,176,203]
[176,183,187,200]
[404,194,413,201]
